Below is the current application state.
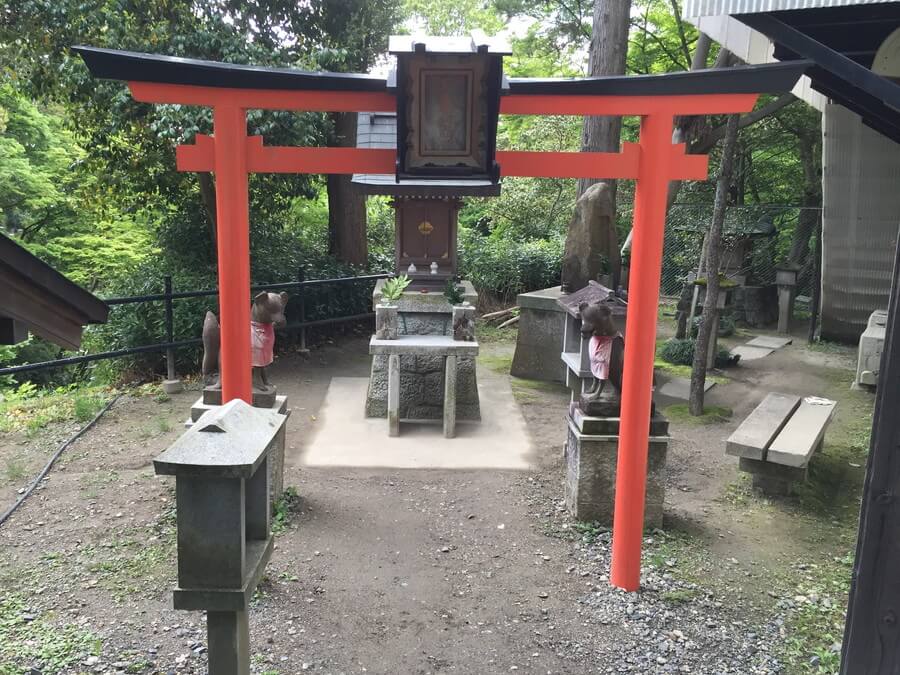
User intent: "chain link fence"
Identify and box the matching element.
[633,204,822,298]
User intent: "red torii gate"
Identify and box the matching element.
[76,46,805,591]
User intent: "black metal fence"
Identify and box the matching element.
[0,271,390,378]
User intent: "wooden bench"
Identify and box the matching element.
[726,392,837,495]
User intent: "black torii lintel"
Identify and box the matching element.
[73,45,809,97]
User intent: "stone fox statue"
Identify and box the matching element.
[202,291,288,391]
[577,300,624,400]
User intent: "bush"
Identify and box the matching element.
[659,338,695,366]
[458,228,563,303]
[658,338,736,369]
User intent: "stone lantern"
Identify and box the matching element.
[154,399,287,675]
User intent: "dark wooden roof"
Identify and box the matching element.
[73,45,808,97]
[738,5,900,143]
[0,234,109,349]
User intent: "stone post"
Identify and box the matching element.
[776,267,798,334]
[451,305,476,341]
[375,304,399,340]
[154,400,287,675]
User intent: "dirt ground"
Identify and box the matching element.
[0,318,871,674]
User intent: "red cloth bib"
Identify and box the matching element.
[589,334,617,380]
[250,321,275,367]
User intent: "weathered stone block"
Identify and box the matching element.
[511,286,567,383]
[564,416,668,527]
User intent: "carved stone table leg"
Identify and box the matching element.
[388,354,400,437]
[444,355,457,438]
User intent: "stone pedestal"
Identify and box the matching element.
[855,309,887,388]
[366,280,480,422]
[776,268,798,334]
[203,385,277,409]
[564,411,669,527]
[510,286,567,383]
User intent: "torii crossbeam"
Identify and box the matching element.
[76,45,807,591]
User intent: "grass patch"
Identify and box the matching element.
[478,353,513,374]
[0,594,101,673]
[272,486,300,535]
[777,551,854,674]
[477,323,518,344]
[3,456,26,482]
[653,358,729,385]
[664,403,733,425]
[0,385,112,434]
[806,340,852,355]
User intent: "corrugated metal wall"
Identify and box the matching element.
[821,103,900,342]
[356,112,396,149]
[684,0,894,17]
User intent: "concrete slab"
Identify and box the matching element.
[731,345,774,361]
[657,377,714,400]
[725,392,800,460]
[302,377,532,470]
[746,335,793,349]
[768,397,836,468]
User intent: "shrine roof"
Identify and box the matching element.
[74,46,808,97]
[388,34,512,55]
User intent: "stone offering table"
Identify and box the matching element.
[366,280,481,427]
[369,335,479,438]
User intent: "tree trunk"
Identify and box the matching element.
[327,112,368,266]
[808,216,823,343]
[563,0,630,292]
[198,172,218,260]
[787,137,821,267]
[689,114,740,416]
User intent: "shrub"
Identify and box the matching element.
[658,338,736,369]
[458,228,563,303]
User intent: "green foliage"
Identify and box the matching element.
[658,337,735,369]
[272,486,300,535]
[459,228,563,302]
[381,274,412,302]
[443,279,466,305]
[659,338,696,366]
[664,403,733,425]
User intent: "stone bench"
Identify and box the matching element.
[726,392,837,495]
[369,335,479,438]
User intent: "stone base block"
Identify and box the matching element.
[564,416,668,527]
[511,286,566,383]
[187,395,290,501]
[161,379,184,394]
[366,353,480,421]
[738,456,808,497]
[570,407,669,436]
[203,385,277,409]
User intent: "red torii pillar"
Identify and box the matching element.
[128,81,759,590]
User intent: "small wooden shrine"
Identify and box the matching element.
[354,35,508,289]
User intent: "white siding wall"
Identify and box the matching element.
[821,103,900,341]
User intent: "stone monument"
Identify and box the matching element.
[559,281,669,527]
